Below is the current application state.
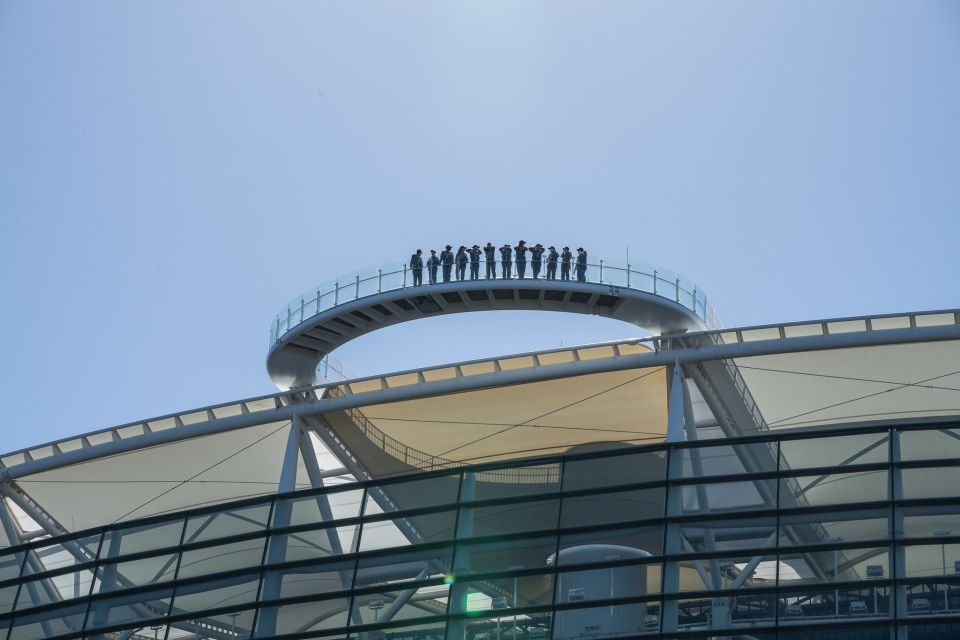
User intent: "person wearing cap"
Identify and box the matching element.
[546,246,559,280]
[484,242,497,279]
[455,245,468,281]
[499,244,513,279]
[530,244,545,279]
[560,247,573,281]
[468,245,482,280]
[440,245,454,283]
[576,247,588,282]
[426,250,440,284]
[410,249,424,286]
[514,240,528,279]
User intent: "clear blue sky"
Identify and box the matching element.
[1,2,958,453]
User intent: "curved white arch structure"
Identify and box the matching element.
[267,258,718,389]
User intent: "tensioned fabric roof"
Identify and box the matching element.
[13,422,337,532]
[735,340,960,430]
[340,367,668,469]
[2,313,959,542]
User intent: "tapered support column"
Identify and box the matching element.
[446,472,475,640]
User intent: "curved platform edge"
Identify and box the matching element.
[266,279,706,389]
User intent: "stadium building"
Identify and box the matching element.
[0,259,958,640]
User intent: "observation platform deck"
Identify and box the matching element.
[267,257,719,389]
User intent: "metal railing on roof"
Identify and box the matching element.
[328,387,561,484]
[269,256,722,346]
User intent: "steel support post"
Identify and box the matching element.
[446,472,476,640]
[0,498,56,636]
[296,420,356,593]
[258,419,303,637]
[379,566,431,623]
[892,429,908,638]
[666,361,685,443]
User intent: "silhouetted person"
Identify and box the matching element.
[410,249,424,286]
[531,244,544,279]
[484,243,497,279]
[455,246,468,281]
[500,244,513,279]
[427,250,440,284]
[576,247,587,282]
[560,247,572,280]
[468,245,482,280]
[546,246,559,280]
[440,245,454,282]
[514,240,528,278]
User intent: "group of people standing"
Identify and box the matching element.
[408,242,589,286]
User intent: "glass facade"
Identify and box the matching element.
[1,422,959,639]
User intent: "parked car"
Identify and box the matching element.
[911,598,931,613]
[848,600,868,615]
[784,604,803,617]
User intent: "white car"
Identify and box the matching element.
[784,604,803,617]
[911,597,931,612]
[848,600,868,615]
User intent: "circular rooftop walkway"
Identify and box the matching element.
[267,257,719,389]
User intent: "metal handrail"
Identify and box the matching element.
[269,256,720,346]
[329,388,560,484]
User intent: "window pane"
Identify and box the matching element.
[468,463,562,502]
[780,470,888,509]
[675,478,774,515]
[678,516,777,553]
[901,583,956,616]
[268,525,357,564]
[277,489,364,528]
[899,427,960,461]
[178,538,266,579]
[24,533,100,573]
[460,610,553,640]
[8,601,86,640]
[101,519,183,558]
[664,592,777,630]
[561,488,664,528]
[460,499,559,538]
[673,441,777,479]
[0,550,25,582]
[557,526,664,561]
[173,571,261,612]
[778,546,889,585]
[901,467,960,499]
[84,587,173,630]
[779,432,889,471]
[256,597,350,637]
[554,601,660,639]
[262,559,354,600]
[901,543,960,578]
[778,587,891,625]
[666,554,777,593]
[900,504,960,539]
[362,510,456,550]
[0,584,18,615]
[184,502,271,543]
[563,450,666,491]
[453,536,556,576]
[779,508,890,546]
[365,474,461,514]
[95,553,178,593]
[557,563,660,601]
[355,546,452,588]
[352,584,450,624]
